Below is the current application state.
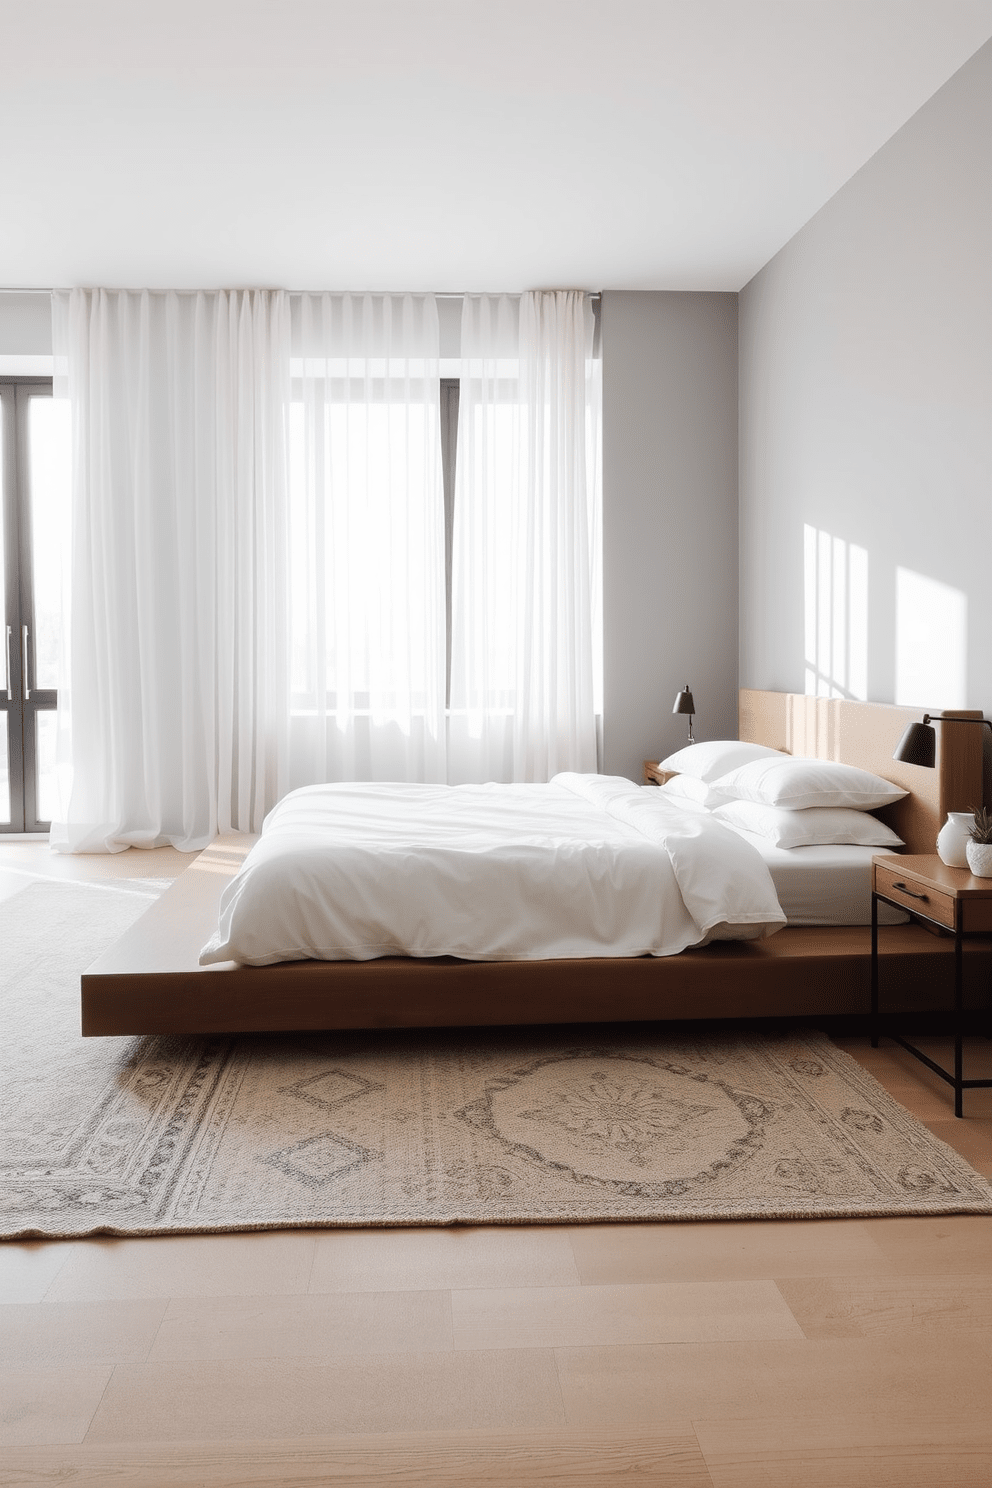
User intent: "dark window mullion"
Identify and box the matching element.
[0,383,25,829]
[16,383,49,832]
[440,377,460,708]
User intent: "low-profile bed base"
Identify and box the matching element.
[81,690,990,1036]
[81,854,990,1035]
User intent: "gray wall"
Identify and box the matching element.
[602,291,739,780]
[0,292,52,353]
[740,39,992,719]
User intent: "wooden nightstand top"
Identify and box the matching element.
[643,760,676,787]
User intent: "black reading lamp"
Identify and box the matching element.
[893,713,992,767]
[673,684,695,744]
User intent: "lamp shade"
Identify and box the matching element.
[673,685,695,716]
[893,720,936,768]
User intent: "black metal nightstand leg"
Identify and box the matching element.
[870,892,879,1048]
[954,925,964,1118]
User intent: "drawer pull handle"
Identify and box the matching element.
[892,881,928,901]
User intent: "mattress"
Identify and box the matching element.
[724,829,908,926]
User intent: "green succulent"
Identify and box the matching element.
[968,806,992,845]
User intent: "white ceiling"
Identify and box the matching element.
[3,0,992,293]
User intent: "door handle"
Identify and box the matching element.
[22,623,30,701]
[4,626,10,702]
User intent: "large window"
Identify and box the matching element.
[287,368,444,717]
[0,380,69,831]
[288,373,465,713]
[285,299,601,790]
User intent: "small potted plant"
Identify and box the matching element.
[966,806,992,878]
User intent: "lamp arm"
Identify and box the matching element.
[925,714,992,734]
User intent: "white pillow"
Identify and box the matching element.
[658,738,785,783]
[712,756,908,812]
[660,774,733,810]
[713,798,904,849]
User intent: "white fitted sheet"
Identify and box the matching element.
[723,829,908,926]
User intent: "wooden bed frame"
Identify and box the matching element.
[81,690,990,1035]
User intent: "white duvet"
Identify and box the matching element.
[199,774,786,967]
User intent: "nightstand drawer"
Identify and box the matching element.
[874,864,955,929]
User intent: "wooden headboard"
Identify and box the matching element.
[739,690,984,855]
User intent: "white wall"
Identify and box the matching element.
[739,39,992,721]
[601,291,739,780]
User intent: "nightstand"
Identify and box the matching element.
[643,761,676,787]
[871,854,992,1117]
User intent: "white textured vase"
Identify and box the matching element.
[937,812,975,868]
[966,840,992,878]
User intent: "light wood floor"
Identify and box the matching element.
[2,841,991,1487]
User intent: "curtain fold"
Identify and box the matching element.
[51,288,291,852]
[286,293,446,785]
[449,289,600,783]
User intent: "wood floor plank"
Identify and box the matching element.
[83,1350,566,1442]
[567,1218,891,1285]
[882,1037,992,1080]
[922,1118,992,1178]
[0,1298,168,1365]
[694,1413,992,1488]
[861,1214,992,1275]
[451,1280,803,1350]
[0,1240,75,1304]
[43,1230,318,1302]
[875,1081,992,1123]
[149,1289,453,1361]
[0,839,189,885]
[308,1225,580,1294]
[0,1364,113,1447]
[774,1274,992,1338]
[0,1425,713,1487]
[554,1334,992,1425]
[834,1035,992,1079]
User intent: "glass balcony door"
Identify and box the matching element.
[0,381,67,833]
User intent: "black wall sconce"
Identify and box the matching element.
[893,713,992,767]
[673,684,695,745]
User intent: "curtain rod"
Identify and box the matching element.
[434,291,602,300]
[1,287,603,300]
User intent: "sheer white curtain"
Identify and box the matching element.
[51,288,291,852]
[287,293,446,785]
[449,290,601,783]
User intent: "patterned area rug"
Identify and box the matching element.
[3,881,992,1238]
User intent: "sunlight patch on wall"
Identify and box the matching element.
[803,525,868,700]
[895,568,967,711]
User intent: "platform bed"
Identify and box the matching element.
[81,690,989,1035]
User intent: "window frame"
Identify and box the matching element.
[0,378,59,833]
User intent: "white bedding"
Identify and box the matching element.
[200,774,787,967]
[722,829,908,926]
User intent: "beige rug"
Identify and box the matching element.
[3,881,991,1239]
